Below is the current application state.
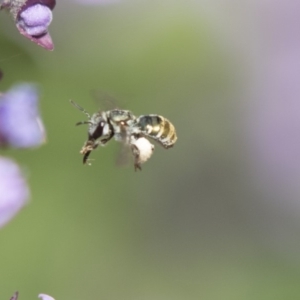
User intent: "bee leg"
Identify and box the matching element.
[80,140,100,165]
[81,145,95,164]
[100,137,111,145]
[134,161,142,171]
[83,150,91,164]
[131,144,142,171]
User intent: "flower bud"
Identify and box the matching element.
[1,0,56,50]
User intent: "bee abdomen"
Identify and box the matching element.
[136,115,177,148]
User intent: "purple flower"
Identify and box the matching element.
[245,1,300,194]
[38,294,55,300]
[0,84,46,148]
[10,291,18,300]
[16,2,55,50]
[0,157,29,228]
[18,4,52,36]
[1,0,56,50]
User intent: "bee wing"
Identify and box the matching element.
[115,123,133,167]
[115,141,132,168]
[90,89,126,111]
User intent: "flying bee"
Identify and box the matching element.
[70,100,177,170]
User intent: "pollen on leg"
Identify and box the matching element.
[80,144,94,154]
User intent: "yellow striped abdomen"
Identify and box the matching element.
[135,115,177,148]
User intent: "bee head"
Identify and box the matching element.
[70,100,113,164]
[70,100,107,139]
[88,114,106,140]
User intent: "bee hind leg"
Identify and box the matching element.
[130,136,155,171]
[131,144,142,171]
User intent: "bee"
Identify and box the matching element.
[70,100,177,170]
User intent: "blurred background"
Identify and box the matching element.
[1,0,300,299]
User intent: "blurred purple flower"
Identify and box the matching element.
[0,84,46,148]
[10,291,18,300]
[0,157,29,228]
[247,1,300,188]
[38,294,55,300]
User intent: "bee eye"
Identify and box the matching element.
[90,121,104,140]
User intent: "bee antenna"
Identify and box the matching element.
[75,121,92,126]
[70,100,91,119]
